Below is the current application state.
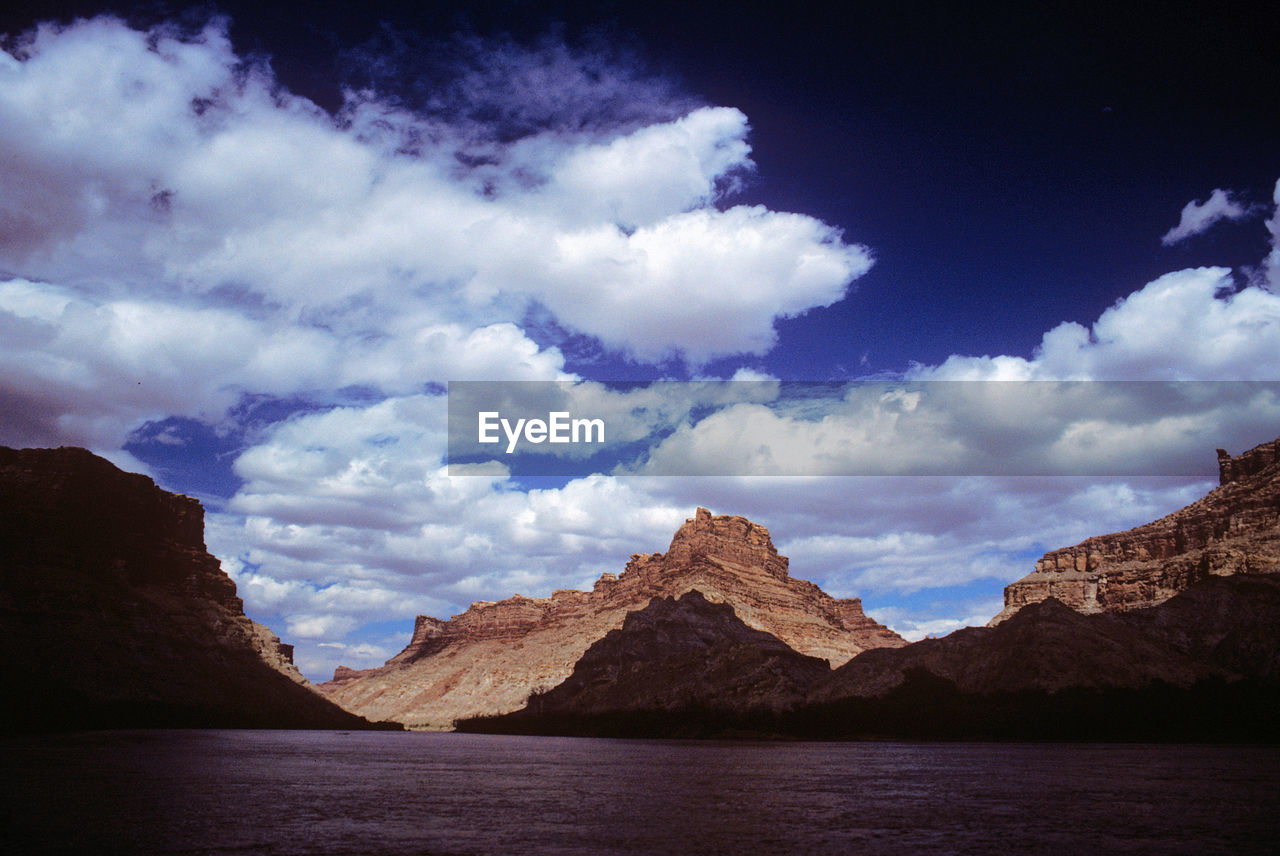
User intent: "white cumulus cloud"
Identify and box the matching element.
[0,15,872,440]
[913,266,1280,381]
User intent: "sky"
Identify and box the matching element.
[2,1,1279,679]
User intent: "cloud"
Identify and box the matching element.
[338,28,700,144]
[222,398,688,593]
[226,383,1201,675]
[1265,178,1280,290]
[1161,187,1250,245]
[871,599,1006,641]
[0,15,871,436]
[207,393,703,676]
[213,374,1225,679]
[531,106,754,229]
[0,13,872,677]
[201,225,1275,676]
[610,199,1280,484]
[211,188,1274,679]
[613,379,1280,480]
[647,474,1210,597]
[521,206,870,363]
[0,275,564,448]
[912,266,1280,381]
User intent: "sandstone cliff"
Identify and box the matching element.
[991,437,1280,624]
[0,446,381,731]
[320,507,904,728]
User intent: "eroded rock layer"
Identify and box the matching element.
[992,437,1280,624]
[320,507,904,728]
[0,446,378,731]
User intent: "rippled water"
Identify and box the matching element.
[3,731,1278,855]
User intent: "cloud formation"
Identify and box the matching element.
[1265,179,1280,290]
[0,14,875,676]
[1161,187,1250,245]
[0,15,871,455]
[625,380,1280,477]
[912,267,1280,381]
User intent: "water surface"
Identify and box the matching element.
[3,731,1277,855]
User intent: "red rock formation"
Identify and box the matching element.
[0,446,380,730]
[320,507,904,728]
[992,437,1280,624]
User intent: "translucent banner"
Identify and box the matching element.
[446,380,1280,477]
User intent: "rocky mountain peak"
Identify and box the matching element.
[662,507,789,578]
[0,446,227,607]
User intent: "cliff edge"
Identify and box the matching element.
[992,437,1280,624]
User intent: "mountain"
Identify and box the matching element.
[459,590,831,737]
[992,437,1280,623]
[792,573,1280,740]
[0,446,385,731]
[809,573,1280,704]
[319,507,904,729]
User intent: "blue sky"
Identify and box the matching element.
[2,1,1278,679]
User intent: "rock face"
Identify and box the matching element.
[465,590,832,735]
[320,507,904,728]
[0,446,380,731]
[991,437,1280,623]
